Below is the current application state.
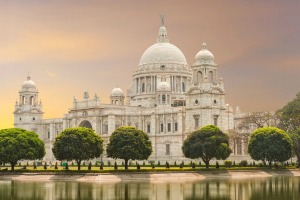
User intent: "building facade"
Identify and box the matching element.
[14,20,235,162]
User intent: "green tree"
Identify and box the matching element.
[52,127,103,170]
[182,125,231,168]
[277,92,300,132]
[248,127,292,167]
[287,128,300,167]
[277,92,300,165]
[106,126,152,170]
[0,128,45,171]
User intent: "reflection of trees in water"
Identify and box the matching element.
[0,177,300,200]
[249,177,300,200]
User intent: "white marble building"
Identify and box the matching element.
[14,19,234,162]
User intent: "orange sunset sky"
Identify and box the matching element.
[1,0,300,129]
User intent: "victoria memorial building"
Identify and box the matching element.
[13,19,247,162]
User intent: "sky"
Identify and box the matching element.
[1,0,300,129]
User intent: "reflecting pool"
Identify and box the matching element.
[0,176,299,200]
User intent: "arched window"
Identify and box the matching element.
[30,96,34,105]
[79,120,93,129]
[209,71,214,82]
[197,71,203,83]
[22,96,25,105]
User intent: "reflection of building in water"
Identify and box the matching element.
[0,177,299,199]
[14,17,252,162]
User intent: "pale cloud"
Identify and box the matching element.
[46,71,57,77]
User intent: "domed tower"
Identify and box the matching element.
[14,75,44,130]
[128,16,192,107]
[192,43,221,89]
[110,86,125,105]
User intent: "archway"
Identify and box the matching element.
[79,120,93,129]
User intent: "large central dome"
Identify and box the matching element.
[139,42,187,65]
[138,24,187,66]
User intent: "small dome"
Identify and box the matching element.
[111,87,124,97]
[157,81,171,92]
[22,76,36,90]
[195,43,214,62]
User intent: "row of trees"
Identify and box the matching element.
[1,92,299,170]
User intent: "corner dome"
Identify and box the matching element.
[22,76,36,90]
[157,81,171,92]
[111,87,124,97]
[195,43,214,62]
[139,43,187,66]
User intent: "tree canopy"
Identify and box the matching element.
[182,125,231,168]
[52,127,103,170]
[106,126,152,169]
[277,92,300,132]
[277,92,300,166]
[248,127,292,166]
[0,128,45,170]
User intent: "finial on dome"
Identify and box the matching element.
[160,14,165,26]
[202,43,207,49]
[157,15,169,43]
[27,73,31,81]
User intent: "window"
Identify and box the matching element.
[33,117,35,121]
[160,65,166,70]
[162,94,166,103]
[195,118,199,129]
[104,124,108,134]
[147,124,151,133]
[48,131,50,139]
[195,100,199,105]
[160,124,164,132]
[174,122,178,131]
[19,117,22,121]
[167,123,171,132]
[214,115,219,126]
[182,82,185,92]
[142,83,145,93]
[214,100,217,105]
[166,144,170,155]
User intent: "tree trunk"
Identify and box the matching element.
[125,159,128,170]
[11,162,15,171]
[203,160,210,169]
[77,160,81,171]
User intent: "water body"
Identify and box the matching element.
[0,176,299,200]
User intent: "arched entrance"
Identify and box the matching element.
[79,120,93,129]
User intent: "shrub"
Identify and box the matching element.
[158,161,160,166]
[72,162,74,166]
[152,163,155,169]
[216,161,220,169]
[65,162,69,170]
[143,161,145,166]
[137,163,140,171]
[100,163,104,170]
[240,160,248,167]
[55,162,58,170]
[166,161,170,169]
[26,162,29,167]
[108,160,111,167]
[33,162,37,169]
[224,160,232,168]
[180,162,184,169]
[192,162,196,169]
[199,161,201,166]
[44,162,47,170]
[174,161,177,166]
[114,162,118,170]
